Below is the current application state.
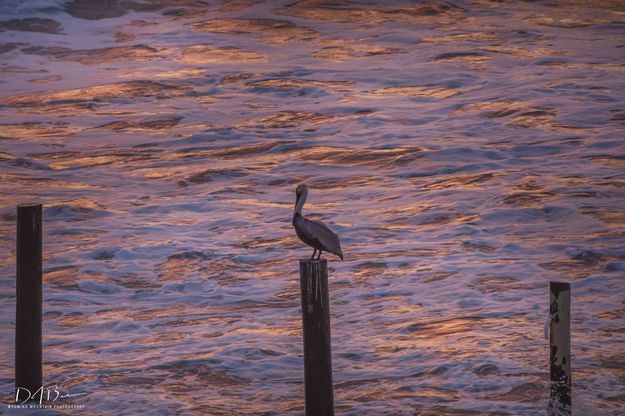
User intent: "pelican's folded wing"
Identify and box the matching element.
[305,218,343,258]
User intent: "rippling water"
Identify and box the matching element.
[1,1,624,414]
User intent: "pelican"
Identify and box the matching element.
[292,184,343,260]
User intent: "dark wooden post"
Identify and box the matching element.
[299,259,334,416]
[549,281,571,416]
[16,204,43,395]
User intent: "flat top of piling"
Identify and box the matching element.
[300,258,327,264]
[550,281,571,289]
[18,203,42,208]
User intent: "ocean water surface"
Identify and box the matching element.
[1,0,624,414]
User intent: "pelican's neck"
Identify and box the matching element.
[294,189,307,217]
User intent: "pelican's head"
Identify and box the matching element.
[294,184,308,211]
[295,184,308,197]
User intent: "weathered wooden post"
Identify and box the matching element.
[549,281,571,416]
[299,259,334,416]
[15,204,43,395]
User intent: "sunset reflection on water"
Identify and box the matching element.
[1,0,624,414]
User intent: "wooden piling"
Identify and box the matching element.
[549,281,571,416]
[299,259,334,416]
[15,204,43,395]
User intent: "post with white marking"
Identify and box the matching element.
[549,281,571,416]
[16,204,43,395]
[299,259,334,416]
